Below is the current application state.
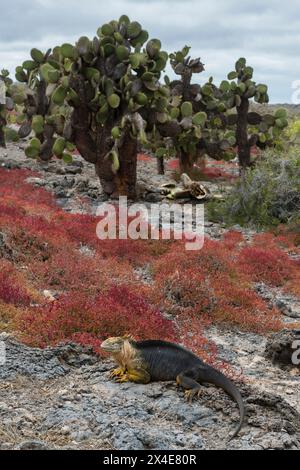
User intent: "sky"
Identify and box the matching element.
[0,0,299,103]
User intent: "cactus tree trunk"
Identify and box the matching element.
[95,130,137,199]
[0,112,6,147]
[236,97,251,169]
[179,150,194,175]
[157,156,165,175]
[0,126,5,147]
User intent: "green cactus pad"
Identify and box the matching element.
[275,118,288,129]
[119,15,130,25]
[53,137,66,157]
[143,80,159,91]
[76,37,91,56]
[4,128,19,143]
[66,142,76,152]
[48,69,60,83]
[61,43,77,60]
[245,85,256,98]
[181,101,193,118]
[32,115,44,134]
[100,24,114,36]
[111,127,121,139]
[114,32,125,44]
[30,48,44,64]
[100,36,115,46]
[127,21,142,39]
[155,97,168,112]
[142,72,155,82]
[67,88,80,106]
[192,112,207,126]
[15,70,27,83]
[96,103,109,124]
[156,112,169,123]
[237,82,246,94]
[103,44,115,57]
[62,153,73,164]
[11,92,27,105]
[40,63,57,82]
[263,114,276,126]
[243,66,253,78]
[25,138,41,158]
[108,93,121,108]
[52,85,68,105]
[128,55,138,69]
[228,71,238,80]
[110,150,120,174]
[274,108,287,119]
[170,107,180,119]
[116,45,130,61]
[130,30,149,47]
[135,92,148,106]
[235,58,246,72]
[220,80,230,92]
[84,68,100,82]
[257,84,268,94]
[146,39,161,58]
[22,60,37,71]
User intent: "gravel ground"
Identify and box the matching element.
[0,335,299,451]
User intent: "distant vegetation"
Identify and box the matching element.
[0,15,289,197]
[208,148,300,228]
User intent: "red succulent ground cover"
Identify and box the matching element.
[166,158,238,181]
[1,168,299,364]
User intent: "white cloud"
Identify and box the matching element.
[0,0,298,102]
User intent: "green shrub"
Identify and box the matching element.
[208,148,300,228]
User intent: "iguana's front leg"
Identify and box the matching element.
[116,367,151,384]
[109,367,126,379]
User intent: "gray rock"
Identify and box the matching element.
[265,329,300,367]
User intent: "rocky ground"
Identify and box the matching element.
[0,142,300,450]
[0,334,299,451]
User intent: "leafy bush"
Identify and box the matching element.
[208,148,300,228]
[285,119,300,145]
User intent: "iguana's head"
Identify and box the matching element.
[101,336,133,353]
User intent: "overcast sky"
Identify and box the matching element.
[1,0,299,103]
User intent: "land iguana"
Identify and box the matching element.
[101,337,245,440]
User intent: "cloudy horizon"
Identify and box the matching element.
[1,0,299,103]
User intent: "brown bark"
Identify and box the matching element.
[95,130,137,199]
[69,75,138,198]
[0,125,5,148]
[236,97,251,169]
[157,156,165,175]
[179,150,194,175]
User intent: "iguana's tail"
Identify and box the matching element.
[200,365,245,440]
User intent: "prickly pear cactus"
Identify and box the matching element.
[220,58,288,167]
[0,70,16,147]
[151,47,231,174]
[13,16,176,196]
